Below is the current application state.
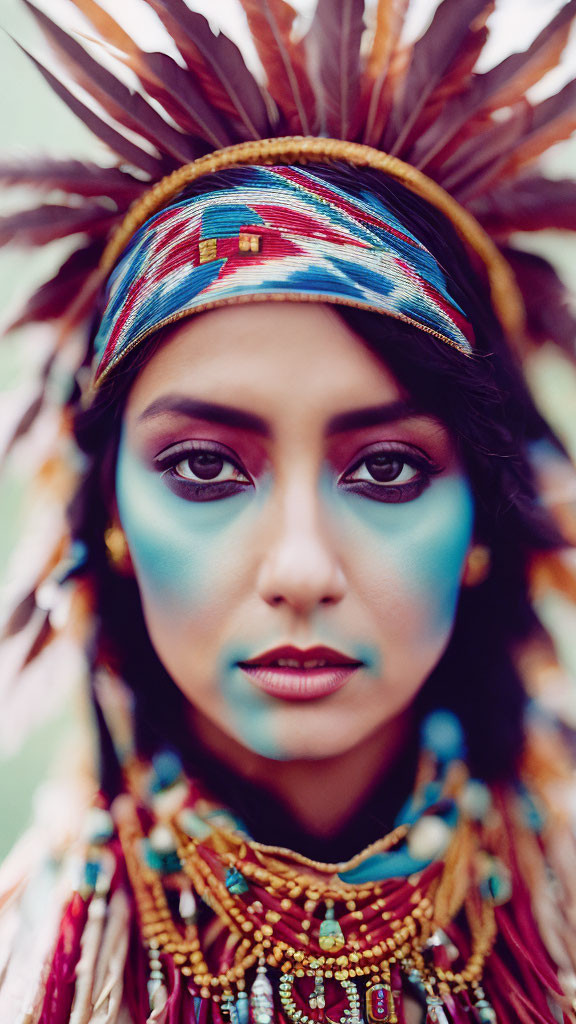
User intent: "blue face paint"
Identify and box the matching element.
[322,468,475,638]
[115,424,261,610]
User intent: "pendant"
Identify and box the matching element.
[425,997,450,1024]
[226,866,250,895]
[309,976,325,1012]
[250,961,275,1024]
[366,983,397,1024]
[319,900,345,953]
[237,990,250,1024]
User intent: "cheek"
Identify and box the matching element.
[333,474,475,639]
[115,436,256,620]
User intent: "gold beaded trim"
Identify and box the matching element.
[100,136,525,345]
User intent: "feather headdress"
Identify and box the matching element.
[1,0,576,748]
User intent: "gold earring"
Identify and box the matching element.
[104,525,132,574]
[462,544,491,587]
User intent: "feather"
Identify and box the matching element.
[503,247,576,359]
[385,0,492,155]
[0,159,144,202]
[7,241,105,331]
[413,0,576,170]
[406,7,492,142]
[69,893,108,1024]
[361,0,409,146]
[468,176,576,235]
[304,0,365,139]
[497,77,576,180]
[438,100,531,196]
[238,0,316,134]
[15,44,164,177]
[90,889,131,1023]
[67,0,138,58]
[121,49,234,150]
[443,80,576,201]
[23,2,198,164]
[0,204,117,248]
[145,0,272,139]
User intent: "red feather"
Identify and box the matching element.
[505,247,576,359]
[16,44,165,177]
[8,241,105,330]
[0,158,144,202]
[361,0,409,146]
[384,0,493,155]
[469,176,576,236]
[238,0,316,134]
[146,0,273,139]
[413,0,576,171]
[24,2,200,163]
[0,204,118,247]
[304,0,365,139]
[123,50,234,150]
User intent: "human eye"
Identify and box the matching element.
[154,441,253,502]
[339,443,440,503]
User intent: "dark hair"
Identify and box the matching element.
[72,163,566,816]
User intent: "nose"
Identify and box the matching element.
[256,477,347,614]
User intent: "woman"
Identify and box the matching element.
[1,2,576,1023]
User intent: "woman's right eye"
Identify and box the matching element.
[172,451,249,485]
[155,444,252,502]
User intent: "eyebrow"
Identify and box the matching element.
[137,396,271,435]
[137,395,425,436]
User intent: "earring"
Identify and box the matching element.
[462,544,491,587]
[104,525,133,575]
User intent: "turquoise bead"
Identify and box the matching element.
[226,866,249,894]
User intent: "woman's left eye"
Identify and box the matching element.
[346,454,419,486]
[340,448,437,502]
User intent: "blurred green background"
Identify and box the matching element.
[0,1,575,859]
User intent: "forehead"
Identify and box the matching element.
[124,302,407,420]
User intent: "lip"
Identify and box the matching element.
[238,645,363,701]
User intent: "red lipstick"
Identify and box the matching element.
[238,645,363,701]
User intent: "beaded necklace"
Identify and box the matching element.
[81,708,525,1024]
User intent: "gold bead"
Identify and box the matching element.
[280,899,292,912]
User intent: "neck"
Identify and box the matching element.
[186,708,416,843]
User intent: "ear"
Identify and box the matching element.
[461,544,491,587]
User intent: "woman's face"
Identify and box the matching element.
[116,303,474,761]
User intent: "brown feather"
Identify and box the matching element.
[413,0,576,171]
[121,49,234,150]
[147,0,273,139]
[8,241,104,330]
[239,0,316,134]
[304,0,365,139]
[16,43,165,177]
[68,0,237,149]
[0,158,144,202]
[407,11,492,143]
[24,2,201,163]
[1,593,38,641]
[361,0,409,146]
[67,0,138,56]
[468,176,576,236]
[445,81,576,202]
[385,0,492,155]
[504,247,576,358]
[0,204,117,247]
[438,101,531,196]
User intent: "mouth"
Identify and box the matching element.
[237,645,364,701]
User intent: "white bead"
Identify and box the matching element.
[408,816,452,861]
[149,824,176,854]
[152,780,189,820]
[459,780,491,821]
[177,808,212,839]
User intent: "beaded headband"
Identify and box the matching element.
[93,161,479,385]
